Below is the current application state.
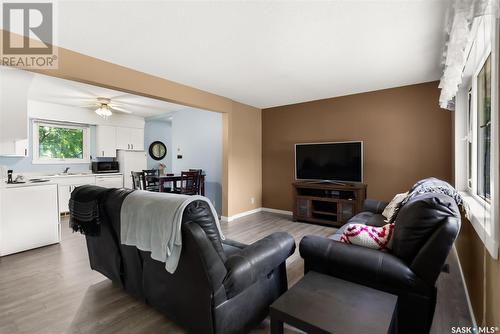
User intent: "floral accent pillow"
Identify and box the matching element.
[340,223,395,250]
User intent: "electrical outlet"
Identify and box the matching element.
[251,197,255,204]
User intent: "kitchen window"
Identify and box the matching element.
[32,121,90,164]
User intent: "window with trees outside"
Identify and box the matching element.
[32,121,90,164]
[476,55,491,202]
[467,54,492,204]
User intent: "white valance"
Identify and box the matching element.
[439,0,499,109]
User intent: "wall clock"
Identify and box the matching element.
[149,141,167,160]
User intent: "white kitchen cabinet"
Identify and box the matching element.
[58,185,71,213]
[116,127,130,150]
[130,128,144,151]
[116,127,144,151]
[96,175,124,188]
[53,175,96,214]
[96,125,117,157]
[0,68,31,157]
[0,184,60,256]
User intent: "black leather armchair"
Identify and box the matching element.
[77,186,296,334]
[300,180,461,334]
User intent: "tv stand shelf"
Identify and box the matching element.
[293,181,367,227]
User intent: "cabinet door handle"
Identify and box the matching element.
[102,150,104,156]
[128,144,130,149]
[131,144,134,149]
[24,148,27,156]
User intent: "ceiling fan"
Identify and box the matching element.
[92,97,132,118]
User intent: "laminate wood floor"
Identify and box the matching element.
[0,212,472,333]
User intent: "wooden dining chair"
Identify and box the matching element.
[159,173,175,193]
[142,169,160,192]
[131,171,146,190]
[189,169,203,191]
[174,170,201,195]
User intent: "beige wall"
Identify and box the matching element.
[1,30,262,217]
[227,102,262,216]
[262,81,453,211]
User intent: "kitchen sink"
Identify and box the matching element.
[46,172,91,177]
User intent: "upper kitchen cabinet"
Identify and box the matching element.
[116,127,129,150]
[0,68,32,157]
[116,127,144,151]
[130,128,145,151]
[96,125,117,157]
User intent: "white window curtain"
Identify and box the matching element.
[439,0,499,109]
[452,2,499,259]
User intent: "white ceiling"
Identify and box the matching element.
[23,70,189,118]
[52,1,448,108]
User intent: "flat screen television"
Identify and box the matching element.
[295,141,363,183]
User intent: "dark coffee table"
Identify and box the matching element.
[270,271,397,334]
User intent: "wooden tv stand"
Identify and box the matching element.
[293,181,367,227]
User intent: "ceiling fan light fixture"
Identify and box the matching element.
[95,104,112,118]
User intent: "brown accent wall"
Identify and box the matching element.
[485,249,500,326]
[455,216,485,322]
[456,219,500,327]
[262,81,453,211]
[1,30,262,217]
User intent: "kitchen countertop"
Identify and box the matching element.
[43,172,123,178]
[1,180,59,189]
[0,172,123,189]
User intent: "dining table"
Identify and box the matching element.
[147,173,206,196]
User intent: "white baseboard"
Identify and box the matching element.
[262,207,293,216]
[220,207,293,222]
[221,208,263,222]
[453,245,477,327]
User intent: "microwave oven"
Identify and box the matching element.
[92,161,119,174]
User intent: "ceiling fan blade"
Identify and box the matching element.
[114,100,155,108]
[81,104,99,108]
[108,101,126,108]
[110,105,132,114]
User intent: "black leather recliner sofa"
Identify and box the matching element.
[77,186,296,334]
[299,178,461,334]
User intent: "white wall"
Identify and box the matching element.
[171,109,222,214]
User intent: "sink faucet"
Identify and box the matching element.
[63,167,70,174]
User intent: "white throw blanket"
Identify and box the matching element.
[120,190,225,274]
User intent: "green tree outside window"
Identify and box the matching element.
[38,125,84,159]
